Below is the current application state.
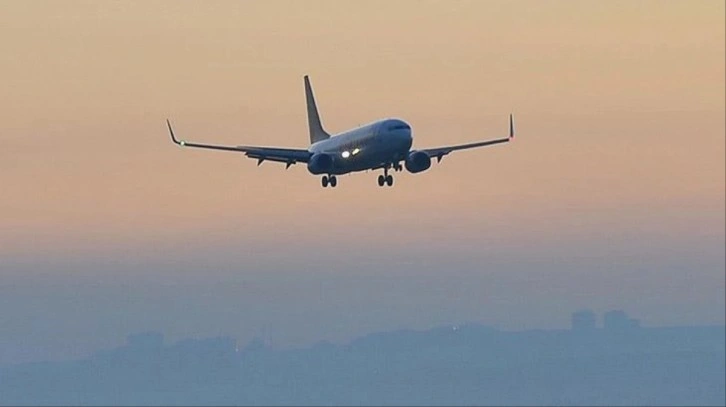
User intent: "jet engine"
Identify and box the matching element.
[307,153,334,174]
[404,150,431,173]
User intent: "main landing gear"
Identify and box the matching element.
[321,175,337,188]
[377,166,394,187]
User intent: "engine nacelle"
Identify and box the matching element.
[307,153,334,174]
[405,150,431,174]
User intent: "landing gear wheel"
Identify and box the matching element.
[329,176,337,187]
[322,176,329,188]
[377,175,385,187]
[386,175,394,186]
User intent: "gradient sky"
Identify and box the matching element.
[1,1,724,364]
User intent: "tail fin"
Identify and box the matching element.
[304,75,331,144]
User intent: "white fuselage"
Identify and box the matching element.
[307,118,413,175]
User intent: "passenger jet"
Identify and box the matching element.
[167,76,514,188]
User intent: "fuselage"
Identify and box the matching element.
[307,118,413,175]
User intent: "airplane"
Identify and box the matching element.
[166,76,514,188]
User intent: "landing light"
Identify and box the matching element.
[341,151,350,158]
[352,148,360,155]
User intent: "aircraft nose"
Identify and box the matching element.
[386,120,413,149]
[401,127,413,149]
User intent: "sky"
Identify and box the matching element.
[0,1,724,364]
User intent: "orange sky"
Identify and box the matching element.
[1,0,723,256]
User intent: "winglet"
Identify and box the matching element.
[509,114,515,140]
[166,119,185,146]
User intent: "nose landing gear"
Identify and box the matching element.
[377,166,394,187]
[322,175,338,188]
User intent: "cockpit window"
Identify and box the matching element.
[389,123,410,131]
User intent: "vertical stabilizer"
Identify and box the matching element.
[304,75,331,144]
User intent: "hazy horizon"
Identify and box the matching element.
[1,1,724,366]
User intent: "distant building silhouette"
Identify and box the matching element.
[127,332,164,350]
[604,310,640,331]
[571,309,597,331]
[1,321,724,406]
[242,336,268,353]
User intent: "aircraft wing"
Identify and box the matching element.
[166,120,312,167]
[421,114,514,162]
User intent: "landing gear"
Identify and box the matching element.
[377,166,394,187]
[322,175,337,188]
